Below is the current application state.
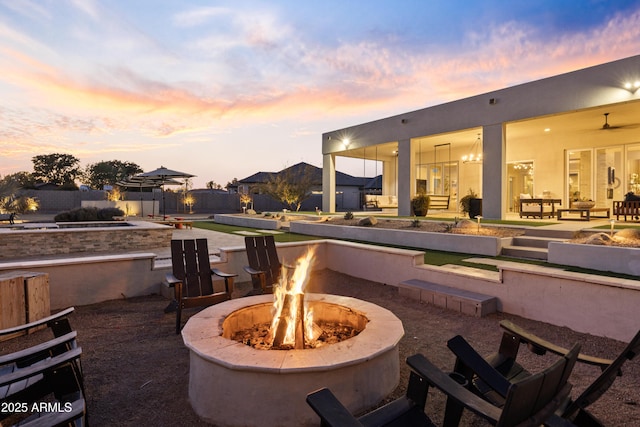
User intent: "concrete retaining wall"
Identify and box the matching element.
[0,253,164,309]
[290,221,511,256]
[1,238,637,341]
[214,214,284,230]
[548,242,640,276]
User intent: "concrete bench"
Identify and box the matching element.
[398,279,497,317]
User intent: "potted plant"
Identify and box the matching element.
[411,193,430,216]
[460,188,482,219]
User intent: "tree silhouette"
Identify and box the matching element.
[32,153,81,188]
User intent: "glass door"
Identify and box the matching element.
[566,149,593,207]
[424,161,458,208]
[595,146,623,207]
[507,161,534,212]
[627,144,640,195]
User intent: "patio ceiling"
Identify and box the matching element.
[339,98,640,163]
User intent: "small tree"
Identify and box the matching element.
[107,188,123,201]
[183,194,195,213]
[0,175,39,214]
[206,180,222,190]
[240,192,252,205]
[257,164,316,211]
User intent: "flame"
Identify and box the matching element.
[269,248,315,348]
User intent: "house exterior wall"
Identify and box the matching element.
[322,55,640,217]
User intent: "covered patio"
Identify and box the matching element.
[322,55,640,219]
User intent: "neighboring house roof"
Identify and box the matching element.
[236,162,378,188]
[363,175,382,190]
[191,188,228,194]
[34,182,60,190]
[238,171,272,184]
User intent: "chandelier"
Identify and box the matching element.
[462,133,482,164]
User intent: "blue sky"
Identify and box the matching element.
[2,0,640,188]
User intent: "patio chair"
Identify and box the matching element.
[307,344,580,427]
[447,320,640,426]
[244,235,281,294]
[1,310,86,426]
[0,307,75,341]
[166,239,237,334]
[1,344,86,426]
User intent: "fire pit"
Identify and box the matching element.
[182,293,404,426]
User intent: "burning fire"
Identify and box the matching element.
[268,249,317,349]
[228,247,362,350]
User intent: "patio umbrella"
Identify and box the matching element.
[136,166,195,217]
[117,176,182,217]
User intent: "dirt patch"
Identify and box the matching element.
[1,270,638,426]
[571,230,640,248]
[323,217,525,237]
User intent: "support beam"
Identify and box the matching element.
[322,153,336,213]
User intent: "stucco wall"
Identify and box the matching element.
[1,238,636,341]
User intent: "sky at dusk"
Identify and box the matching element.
[2,0,640,188]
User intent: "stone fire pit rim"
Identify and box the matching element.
[182,293,404,374]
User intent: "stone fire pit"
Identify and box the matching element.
[182,293,404,427]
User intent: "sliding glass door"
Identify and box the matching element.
[595,146,623,207]
[567,149,592,206]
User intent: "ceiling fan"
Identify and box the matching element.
[601,113,619,130]
[599,112,639,130]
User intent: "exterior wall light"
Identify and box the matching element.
[342,138,350,147]
[624,81,640,93]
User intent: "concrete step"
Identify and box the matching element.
[501,245,548,260]
[511,235,566,248]
[523,228,576,239]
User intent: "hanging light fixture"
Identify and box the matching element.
[461,133,482,164]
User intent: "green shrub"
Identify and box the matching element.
[53,211,72,222]
[344,212,354,220]
[97,207,125,220]
[54,207,124,222]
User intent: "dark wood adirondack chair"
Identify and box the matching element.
[244,235,281,294]
[1,344,85,426]
[166,239,237,334]
[0,308,81,390]
[307,343,580,427]
[0,307,74,341]
[447,320,640,427]
[1,309,86,426]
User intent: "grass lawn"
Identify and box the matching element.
[193,220,324,243]
[193,220,640,281]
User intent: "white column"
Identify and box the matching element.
[482,124,506,219]
[322,154,336,213]
[397,139,413,216]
